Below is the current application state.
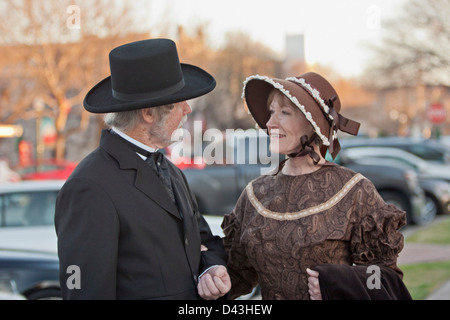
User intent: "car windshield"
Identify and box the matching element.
[401,144,450,163]
[341,138,450,163]
[0,191,58,227]
[342,147,429,172]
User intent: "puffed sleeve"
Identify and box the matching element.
[350,178,406,278]
[221,188,259,299]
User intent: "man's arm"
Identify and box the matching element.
[178,169,231,299]
[55,178,119,299]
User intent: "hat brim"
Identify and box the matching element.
[83,64,216,113]
[243,79,274,130]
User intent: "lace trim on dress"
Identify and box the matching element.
[246,173,365,221]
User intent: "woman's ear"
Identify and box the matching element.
[141,108,155,125]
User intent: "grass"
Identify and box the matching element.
[400,261,450,300]
[406,216,450,244]
[400,216,450,299]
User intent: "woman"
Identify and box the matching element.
[222,72,409,300]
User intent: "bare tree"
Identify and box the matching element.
[0,0,151,160]
[365,0,449,88]
[363,0,449,134]
[204,31,280,130]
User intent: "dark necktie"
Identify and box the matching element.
[145,151,176,203]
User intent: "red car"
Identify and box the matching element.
[15,159,77,181]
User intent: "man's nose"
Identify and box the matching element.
[183,101,192,115]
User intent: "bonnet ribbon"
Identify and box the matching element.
[325,95,361,159]
[274,133,321,175]
[288,133,321,164]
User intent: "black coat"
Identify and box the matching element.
[315,264,412,300]
[55,129,227,299]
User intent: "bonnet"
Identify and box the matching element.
[242,72,360,162]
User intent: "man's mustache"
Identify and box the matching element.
[178,115,187,129]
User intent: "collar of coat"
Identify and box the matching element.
[100,129,182,220]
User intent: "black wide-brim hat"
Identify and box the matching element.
[84,39,216,113]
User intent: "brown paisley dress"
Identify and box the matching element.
[221,164,406,300]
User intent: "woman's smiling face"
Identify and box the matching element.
[266,89,313,155]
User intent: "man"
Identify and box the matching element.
[55,39,231,300]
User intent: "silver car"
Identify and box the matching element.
[0,180,64,254]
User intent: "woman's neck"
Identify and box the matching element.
[282,150,326,176]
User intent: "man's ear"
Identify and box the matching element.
[141,108,155,125]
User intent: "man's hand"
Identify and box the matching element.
[307,268,322,300]
[197,266,231,300]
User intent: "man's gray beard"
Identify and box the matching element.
[178,115,187,129]
[152,115,187,146]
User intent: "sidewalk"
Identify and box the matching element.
[425,280,450,300]
[398,243,450,265]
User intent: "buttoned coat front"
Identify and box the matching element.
[55,130,226,299]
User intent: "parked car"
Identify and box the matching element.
[341,153,450,218]
[339,146,450,217]
[0,180,62,254]
[0,249,60,299]
[0,291,26,300]
[327,153,428,225]
[339,146,450,182]
[341,137,450,164]
[0,180,249,298]
[441,135,450,148]
[14,159,77,181]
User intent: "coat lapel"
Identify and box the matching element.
[134,167,181,220]
[170,169,201,276]
[100,130,181,220]
[169,170,192,219]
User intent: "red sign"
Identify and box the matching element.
[18,140,33,167]
[427,103,446,124]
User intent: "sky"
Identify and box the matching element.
[149,0,408,77]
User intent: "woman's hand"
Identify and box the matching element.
[307,268,322,300]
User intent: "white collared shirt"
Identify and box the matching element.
[111,127,158,160]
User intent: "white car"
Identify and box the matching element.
[0,180,225,252]
[0,180,63,254]
[0,180,254,299]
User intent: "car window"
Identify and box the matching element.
[1,191,58,227]
[402,145,445,162]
